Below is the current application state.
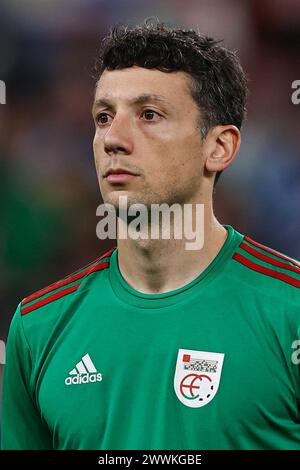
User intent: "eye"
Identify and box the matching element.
[95,113,112,126]
[141,109,162,121]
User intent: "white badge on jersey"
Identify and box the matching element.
[174,348,225,408]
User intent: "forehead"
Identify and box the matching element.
[94,66,195,108]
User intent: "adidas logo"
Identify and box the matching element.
[65,353,102,386]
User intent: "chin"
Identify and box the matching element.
[102,191,126,205]
[102,192,152,214]
[101,187,176,211]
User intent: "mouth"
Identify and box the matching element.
[104,168,139,184]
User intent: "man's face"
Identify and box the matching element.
[92,66,206,210]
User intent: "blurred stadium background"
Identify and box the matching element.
[0,0,299,413]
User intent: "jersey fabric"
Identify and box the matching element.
[1,224,300,450]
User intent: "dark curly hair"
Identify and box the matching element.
[93,19,248,186]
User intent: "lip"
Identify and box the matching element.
[105,168,138,177]
[104,168,139,183]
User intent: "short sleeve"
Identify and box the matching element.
[1,303,53,449]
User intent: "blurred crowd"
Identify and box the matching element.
[0,0,299,341]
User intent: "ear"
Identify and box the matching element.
[204,125,241,175]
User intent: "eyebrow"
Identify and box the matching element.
[92,93,173,112]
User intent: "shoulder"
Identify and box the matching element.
[20,247,115,317]
[231,232,300,298]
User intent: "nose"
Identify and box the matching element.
[103,113,134,156]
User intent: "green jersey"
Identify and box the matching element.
[1,225,300,450]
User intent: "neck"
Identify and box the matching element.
[116,202,228,294]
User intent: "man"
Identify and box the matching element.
[1,22,300,450]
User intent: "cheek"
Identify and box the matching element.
[93,133,100,153]
[143,141,182,179]
[160,146,202,190]
[177,135,203,173]
[93,142,101,175]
